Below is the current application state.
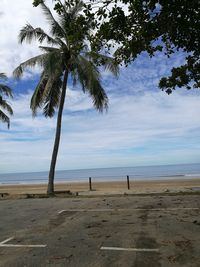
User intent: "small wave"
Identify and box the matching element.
[0,182,21,185]
[184,174,200,177]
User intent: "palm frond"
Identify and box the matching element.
[0,73,13,128]
[39,46,60,53]
[61,0,84,21]
[30,72,48,116]
[0,84,13,97]
[70,1,84,18]
[31,65,63,117]
[43,77,62,117]
[70,68,78,87]
[74,55,108,112]
[13,52,62,81]
[86,52,119,77]
[0,73,7,79]
[58,1,86,47]
[13,53,47,79]
[0,110,10,128]
[43,50,63,77]
[19,24,59,45]
[40,3,65,38]
[0,97,13,115]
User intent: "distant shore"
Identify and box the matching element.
[0,177,200,195]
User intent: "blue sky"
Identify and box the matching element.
[0,0,200,174]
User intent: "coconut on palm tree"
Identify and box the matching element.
[13,0,119,195]
[0,73,13,128]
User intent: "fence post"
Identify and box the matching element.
[127,175,130,190]
[89,177,92,191]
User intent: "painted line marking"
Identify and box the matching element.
[0,244,47,248]
[58,209,116,214]
[58,209,68,214]
[0,237,14,245]
[0,237,46,248]
[100,246,159,252]
[58,207,200,214]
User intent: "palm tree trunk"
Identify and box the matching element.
[47,70,68,195]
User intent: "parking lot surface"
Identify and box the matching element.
[0,194,200,266]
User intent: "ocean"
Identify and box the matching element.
[0,163,200,185]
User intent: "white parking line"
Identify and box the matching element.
[0,244,47,248]
[58,208,114,214]
[0,237,14,244]
[58,207,200,214]
[0,237,46,248]
[100,246,159,252]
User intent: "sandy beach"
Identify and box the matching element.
[0,177,200,195]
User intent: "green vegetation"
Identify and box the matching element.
[41,0,200,94]
[0,73,13,128]
[95,0,200,94]
[14,0,118,195]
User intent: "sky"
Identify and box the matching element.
[0,0,200,174]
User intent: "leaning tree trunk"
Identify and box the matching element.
[47,70,68,195]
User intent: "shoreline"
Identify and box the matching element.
[0,175,200,186]
[0,177,200,195]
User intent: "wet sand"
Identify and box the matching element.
[0,177,200,195]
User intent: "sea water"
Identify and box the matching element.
[0,163,200,185]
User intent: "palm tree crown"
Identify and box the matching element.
[13,0,119,194]
[14,1,118,116]
[0,73,13,128]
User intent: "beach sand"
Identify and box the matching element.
[0,177,200,195]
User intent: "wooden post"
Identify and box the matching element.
[127,175,130,190]
[89,177,92,191]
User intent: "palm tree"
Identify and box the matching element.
[0,73,13,128]
[13,0,119,195]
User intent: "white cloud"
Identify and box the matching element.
[0,0,199,174]
[0,84,200,173]
[0,0,54,76]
